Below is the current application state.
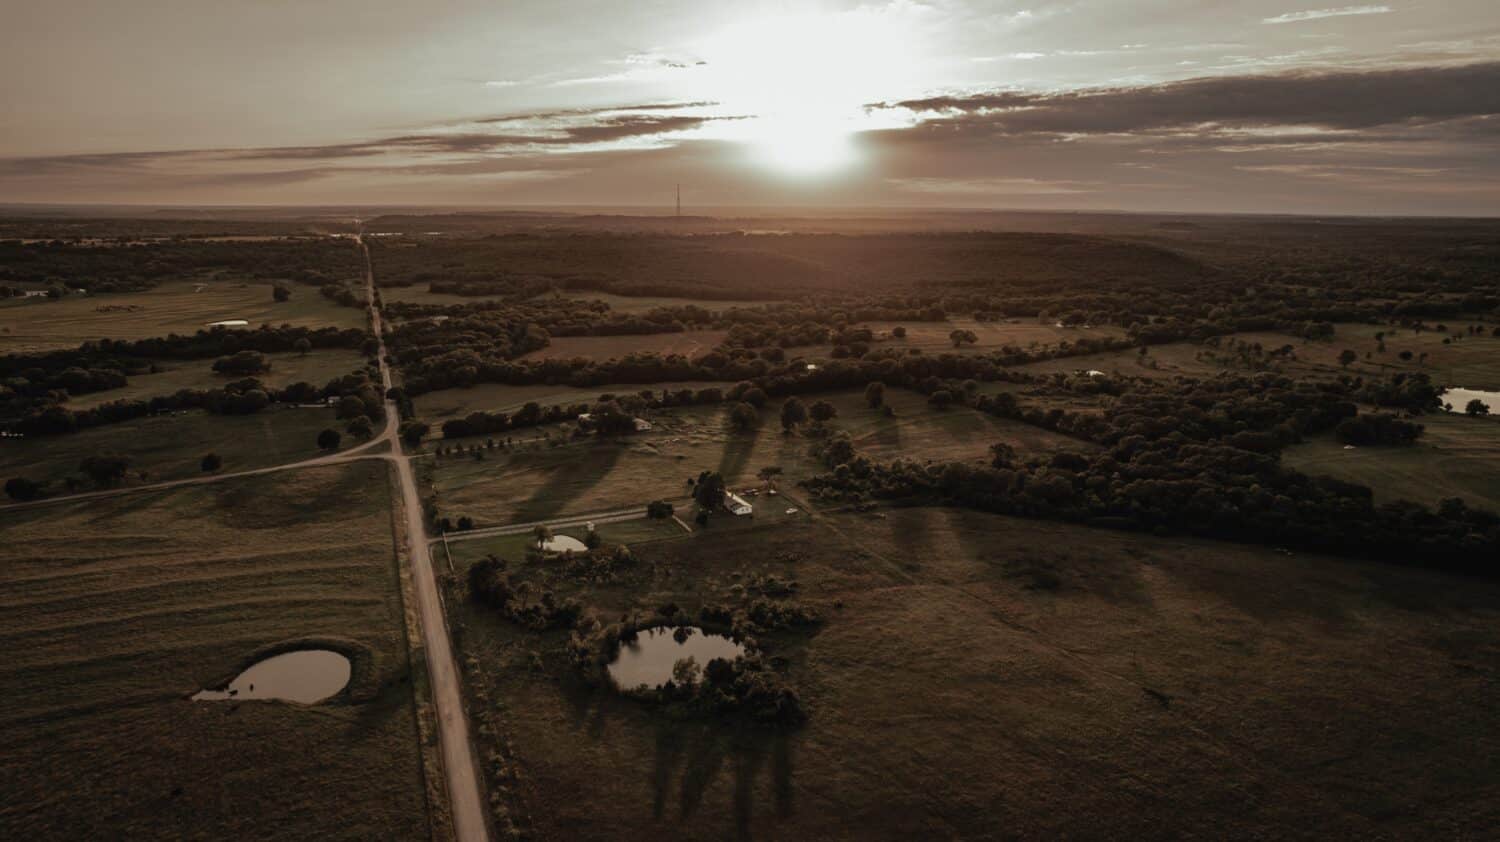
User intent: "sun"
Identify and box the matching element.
[691,7,925,176]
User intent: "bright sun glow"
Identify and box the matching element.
[691,7,927,175]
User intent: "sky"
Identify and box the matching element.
[1,0,1497,214]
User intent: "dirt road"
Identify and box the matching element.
[357,231,490,842]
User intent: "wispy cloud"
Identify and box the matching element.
[1263,5,1392,25]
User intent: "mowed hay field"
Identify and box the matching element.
[66,348,371,410]
[0,462,430,840]
[517,330,727,362]
[0,407,353,489]
[451,508,1500,840]
[427,388,1093,528]
[0,280,366,353]
[1285,412,1500,510]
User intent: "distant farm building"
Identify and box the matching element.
[723,492,753,516]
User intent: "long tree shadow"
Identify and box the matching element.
[717,429,758,485]
[645,717,798,840]
[511,443,624,523]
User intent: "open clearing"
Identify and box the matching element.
[517,330,728,362]
[414,381,725,429]
[65,348,370,409]
[799,318,1127,357]
[1284,412,1500,511]
[0,280,366,353]
[449,507,1500,840]
[0,462,430,840]
[425,387,1092,529]
[1012,323,1500,389]
[560,291,775,314]
[0,406,352,489]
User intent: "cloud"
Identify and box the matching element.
[875,61,1500,137]
[1262,5,1392,25]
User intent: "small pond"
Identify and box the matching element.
[542,535,587,553]
[1441,387,1497,413]
[193,649,351,704]
[607,627,745,690]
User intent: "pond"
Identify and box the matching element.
[1442,387,1498,413]
[607,627,745,691]
[193,649,351,704]
[542,535,587,553]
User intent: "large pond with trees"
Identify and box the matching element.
[607,627,745,690]
[192,649,351,704]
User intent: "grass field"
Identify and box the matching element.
[414,381,726,429]
[1284,411,1500,511]
[448,506,1500,840]
[0,462,430,840]
[1010,322,1500,389]
[518,330,728,362]
[0,407,352,490]
[427,387,1093,529]
[560,291,774,314]
[803,318,1128,357]
[66,348,370,409]
[0,280,367,353]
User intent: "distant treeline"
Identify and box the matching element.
[0,237,363,293]
[802,371,1494,574]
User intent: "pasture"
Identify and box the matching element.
[66,348,370,410]
[0,407,351,491]
[1284,411,1500,511]
[0,280,366,353]
[425,387,1094,529]
[822,317,1127,356]
[0,462,431,840]
[449,506,1500,839]
[517,330,728,362]
[413,381,726,429]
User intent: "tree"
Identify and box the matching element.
[950,329,978,348]
[928,390,954,409]
[865,381,886,409]
[741,387,768,408]
[293,337,312,355]
[200,453,222,473]
[780,397,808,432]
[591,400,637,436]
[647,499,674,519]
[892,326,907,338]
[346,416,373,438]
[212,350,271,375]
[456,516,474,531]
[317,428,342,451]
[80,454,131,486]
[532,524,553,551]
[1466,398,1491,416]
[400,420,430,446]
[1338,349,1357,368]
[693,471,726,512]
[729,401,759,432]
[272,283,292,302]
[809,400,837,424]
[755,466,784,494]
[4,477,43,502]
[671,656,700,689]
[584,529,602,550]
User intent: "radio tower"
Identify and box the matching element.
[675,183,681,218]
